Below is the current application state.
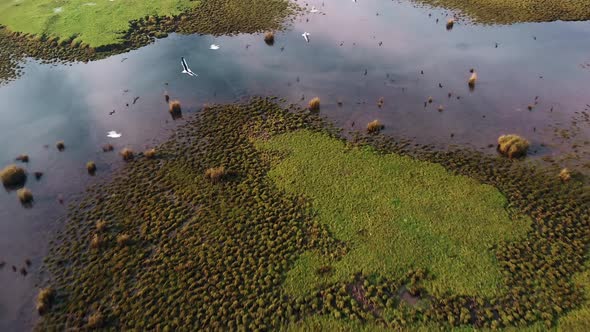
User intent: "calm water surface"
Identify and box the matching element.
[1,0,589,329]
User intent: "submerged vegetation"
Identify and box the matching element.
[38,98,590,330]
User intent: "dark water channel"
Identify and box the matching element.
[1,0,589,329]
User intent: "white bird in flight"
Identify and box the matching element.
[181,57,197,77]
[210,44,220,50]
[302,32,310,43]
[310,6,319,13]
[107,131,122,138]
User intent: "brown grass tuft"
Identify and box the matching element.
[205,166,227,183]
[264,31,275,45]
[468,72,477,88]
[17,188,33,204]
[308,97,321,112]
[116,233,131,246]
[120,148,134,161]
[102,144,114,152]
[497,134,529,159]
[1,164,27,187]
[367,120,384,134]
[87,311,104,329]
[559,168,571,182]
[86,161,96,174]
[56,141,65,151]
[96,220,107,232]
[446,18,455,30]
[144,148,156,159]
[36,287,54,315]
[169,100,182,119]
[90,233,102,249]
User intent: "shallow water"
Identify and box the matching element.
[1,0,589,329]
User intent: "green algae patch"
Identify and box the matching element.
[258,130,531,298]
[38,98,590,330]
[415,0,590,24]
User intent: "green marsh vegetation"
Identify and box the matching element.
[38,98,590,330]
[415,0,590,24]
[0,0,196,48]
[257,130,531,298]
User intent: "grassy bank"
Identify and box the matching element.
[258,130,530,298]
[415,0,590,24]
[0,0,196,48]
[38,98,589,330]
[0,0,296,83]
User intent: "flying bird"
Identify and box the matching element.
[302,32,310,43]
[210,44,220,50]
[107,131,122,138]
[181,57,198,77]
[310,6,319,13]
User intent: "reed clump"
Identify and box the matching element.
[120,148,134,161]
[205,166,227,183]
[169,100,182,119]
[36,287,54,315]
[17,188,33,204]
[102,144,114,152]
[264,31,275,45]
[446,18,455,30]
[144,148,156,159]
[90,234,102,249]
[308,97,321,112]
[497,134,529,158]
[86,161,96,174]
[116,233,131,246]
[559,168,571,182]
[1,164,26,187]
[87,311,104,329]
[96,220,107,232]
[367,120,384,134]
